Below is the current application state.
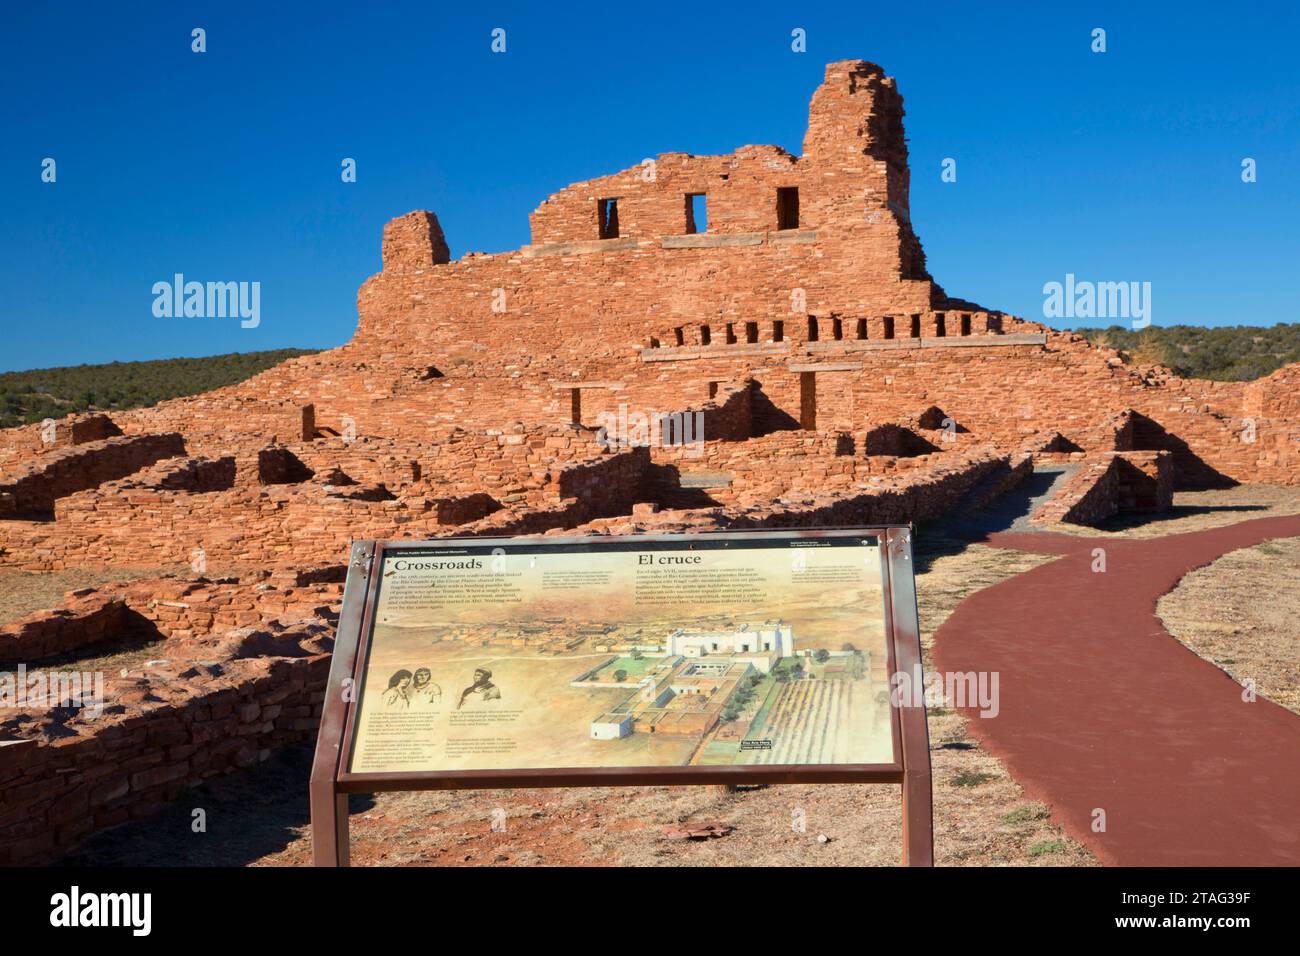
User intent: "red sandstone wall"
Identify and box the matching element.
[0,433,185,517]
[0,598,144,664]
[0,573,344,865]
[0,650,329,865]
[354,62,947,370]
[710,449,1016,529]
[3,60,1276,500]
[0,56,1296,586]
[1033,451,1174,526]
[0,438,650,572]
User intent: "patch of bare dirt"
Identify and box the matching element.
[1158,535,1300,716]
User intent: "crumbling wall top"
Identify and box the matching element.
[382,210,450,273]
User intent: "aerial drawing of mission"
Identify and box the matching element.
[3,2,1298,883]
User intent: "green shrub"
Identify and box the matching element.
[1075,323,1300,381]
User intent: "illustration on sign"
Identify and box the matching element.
[347,535,894,774]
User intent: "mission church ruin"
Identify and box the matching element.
[1,60,1297,864]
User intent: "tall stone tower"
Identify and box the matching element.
[802,60,930,281]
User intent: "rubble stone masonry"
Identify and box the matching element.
[1032,451,1175,526]
[0,59,1297,863]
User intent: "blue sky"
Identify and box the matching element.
[2,1,1297,373]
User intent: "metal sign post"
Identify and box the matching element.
[310,527,932,866]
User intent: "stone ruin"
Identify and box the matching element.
[1,60,1297,863]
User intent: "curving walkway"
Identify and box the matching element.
[932,514,1300,866]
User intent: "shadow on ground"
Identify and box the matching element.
[913,465,1074,575]
[914,468,1273,574]
[1092,503,1266,532]
[58,744,375,867]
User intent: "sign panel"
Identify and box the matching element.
[344,532,896,776]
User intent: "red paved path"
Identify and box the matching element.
[932,514,1300,866]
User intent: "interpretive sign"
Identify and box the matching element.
[310,528,932,865]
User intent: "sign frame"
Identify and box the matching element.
[310,526,932,866]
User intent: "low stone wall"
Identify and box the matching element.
[0,441,650,571]
[0,574,343,865]
[725,449,1016,528]
[1243,364,1300,421]
[118,455,237,493]
[452,447,651,537]
[0,644,330,865]
[0,596,153,665]
[650,423,986,511]
[4,572,345,663]
[960,452,1035,512]
[554,445,650,512]
[1033,451,1173,526]
[66,414,123,446]
[257,445,316,485]
[594,379,753,452]
[0,433,185,518]
[430,491,501,525]
[0,415,122,464]
[1113,451,1174,513]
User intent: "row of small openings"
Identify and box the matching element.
[598,187,800,240]
[648,313,981,349]
[803,313,976,340]
[663,322,764,347]
[807,316,858,341]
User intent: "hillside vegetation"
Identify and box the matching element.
[0,350,319,429]
[1076,324,1300,382]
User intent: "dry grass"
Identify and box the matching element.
[1158,536,1300,716]
[1125,330,1173,368]
[0,565,185,626]
[0,633,172,680]
[1039,484,1300,539]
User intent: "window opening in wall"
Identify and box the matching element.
[700,324,711,345]
[935,313,947,337]
[856,318,868,340]
[685,193,707,234]
[832,317,843,340]
[807,316,819,342]
[909,315,921,338]
[745,321,759,344]
[598,198,620,239]
[776,187,800,230]
[773,319,785,342]
[960,313,972,336]
[674,327,685,346]
[799,371,817,430]
[882,316,895,340]
[708,381,719,399]
[725,322,737,344]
